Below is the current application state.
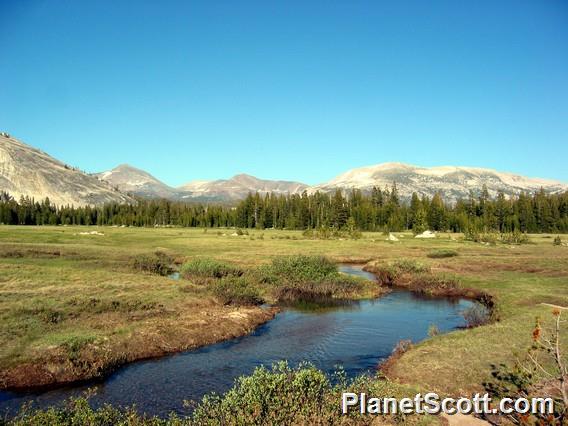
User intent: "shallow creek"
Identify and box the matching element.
[0,265,474,417]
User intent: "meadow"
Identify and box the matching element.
[0,225,567,423]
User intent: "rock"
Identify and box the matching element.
[0,134,135,206]
[386,233,399,241]
[415,230,436,239]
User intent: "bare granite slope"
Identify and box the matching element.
[0,133,135,206]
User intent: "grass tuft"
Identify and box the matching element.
[427,249,459,258]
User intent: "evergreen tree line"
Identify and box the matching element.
[1,185,568,233]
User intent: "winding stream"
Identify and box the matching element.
[0,265,474,417]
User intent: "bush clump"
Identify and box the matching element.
[553,235,562,246]
[181,258,242,280]
[462,303,490,327]
[499,231,530,245]
[211,276,263,305]
[427,249,459,258]
[406,273,460,295]
[8,363,421,425]
[371,259,430,284]
[258,255,369,302]
[391,259,429,274]
[273,275,364,302]
[465,228,530,245]
[269,255,337,283]
[132,251,173,276]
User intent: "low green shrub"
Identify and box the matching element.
[257,255,369,302]
[465,229,530,245]
[7,397,163,425]
[131,251,173,276]
[427,249,458,258]
[211,276,263,305]
[192,362,331,424]
[7,363,422,425]
[274,275,363,302]
[406,273,459,295]
[553,235,562,246]
[391,259,429,274]
[180,258,242,280]
[268,255,338,283]
[499,231,530,245]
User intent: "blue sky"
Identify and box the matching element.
[1,0,567,186]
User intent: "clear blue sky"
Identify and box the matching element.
[1,0,567,186]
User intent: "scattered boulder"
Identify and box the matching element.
[76,231,105,236]
[415,230,436,239]
[386,233,399,242]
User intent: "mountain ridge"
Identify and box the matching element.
[0,134,135,206]
[310,162,568,201]
[97,161,568,202]
[2,133,567,205]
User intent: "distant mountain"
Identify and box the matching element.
[178,174,309,201]
[95,164,179,200]
[0,133,135,206]
[310,162,568,201]
[96,168,308,202]
[4,133,566,206]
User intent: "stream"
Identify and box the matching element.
[0,265,474,417]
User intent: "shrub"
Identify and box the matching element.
[211,276,263,305]
[466,229,530,245]
[191,362,331,425]
[8,397,159,425]
[274,275,363,302]
[428,324,440,337]
[259,255,368,302]
[553,235,562,246]
[302,226,345,240]
[391,259,429,274]
[9,364,421,425]
[462,303,490,327]
[406,273,459,295]
[499,231,530,245]
[268,255,338,283]
[427,249,458,258]
[131,251,173,276]
[464,228,498,244]
[392,339,413,356]
[181,258,242,280]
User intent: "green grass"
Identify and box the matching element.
[0,225,567,402]
[5,363,432,425]
[211,275,264,305]
[426,249,459,258]
[180,257,243,280]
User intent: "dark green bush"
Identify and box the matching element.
[274,275,363,302]
[406,273,459,295]
[180,258,242,280]
[391,259,430,274]
[132,251,173,276]
[211,276,263,305]
[259,255,367,302]
[499,231,530,245]
[191,362,331,425]
[268,255,337,283]
[427,249,459,258]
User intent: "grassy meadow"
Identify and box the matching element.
[0,225,567,422]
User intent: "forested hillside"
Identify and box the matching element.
[1,184,567,233]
